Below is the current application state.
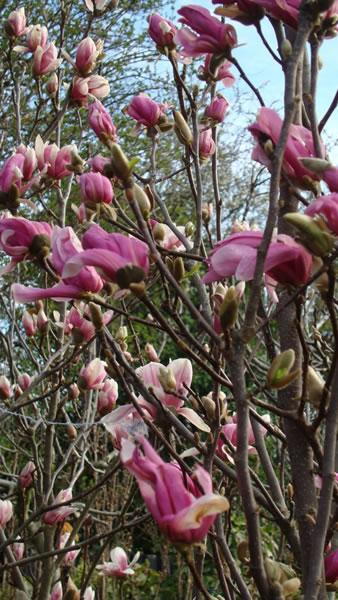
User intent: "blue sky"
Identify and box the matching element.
[172,0,338,160]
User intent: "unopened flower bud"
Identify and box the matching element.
[306,366,325,408]
[173,111,193,147]
[172,256,185,282]
[131,183,151,218]
[153,222,166,242]
[0,376,12,400]
[145,343,160,362]
[88,302,103,331]
[220,286,238,330]
[37,306,48,331]
[201,395,216,420]
[280,38,292,59]
[158,367,176,393]
[46,73,58,97]
[266,349,300,389]
[69,383,80,400]
[284,212,335,256]
[299,157,332,173]
[109,143,134,183]
[67,424,77,440]
[202,203,213,224]
[185,221,195,237]
[116,326,128,343]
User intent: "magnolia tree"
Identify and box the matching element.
[1,0,338,599]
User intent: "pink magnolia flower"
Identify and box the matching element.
[22,310,37,336]
[101,404,148,449]
[6,8,27,37]
[58,532,80,566]
[325,549,338,583]
[150,220,188,251]
[88,101,117,143]
[148,14,177,49]
[63,306,95,343]
[125,93,167,129]
[144,343,160,362]
[87,74,110,99]
[50,582,63,600]
[0,499,13,526]
[322,166,338,192]
[25,25,48,52]
[199,129,216,161]
[16,145,38,181]
[135,359,210,432]
[79,172,114,207]
[0,376,12,400]
[62,223,149,288]
[78,358,107,390]
[18,373,32,391]
[12,226,103,304]
[0,216,52,274]
[85,0,110,10]
[11,537,24,561]
[212,0,264,26]
[75,37,98,76]
[121,436,229,543]
[83,587,95,600]
[97,547,140,577]
[202,230,313,287]
[70,76,92,107]
[35,136,74,180]
[175,5,237,59]
[305,193,338,235]
[88,154,111,174]
[0,153,25,193]
[205,94,229,123]
[33,42,61,77]
[43,488,75,525]
[19,460,35,489]
[217,414,268,462]
[98,379,119,416]
[199,54,235,87]
[248,107,325,189]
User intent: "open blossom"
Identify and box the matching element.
[97,547,140,577]
[25,25,48,52]
[84,0,110,12]
[0,500,13,526]
[35,136,75,180]
[78,358,107,390]
[0,153,25,193]
[16,145,38,181]
[62,223,149,288]
[175,5,237,59]
[135,359,210,432]
[125,93,167,129]
[101,404,148,449]
[88,101,117,142]
[249,107,324,190]
[12,226,103,304]
[6,8,27,37]
[19,460,35,489]
[0,376,12,400]
[79,172,114,207]
[199,54,235,87]
[98,379,119,416]
[0,216,52,274]
[148,14,177,49]
[217,414,268,462]
[202,230,313,288]
[43,488,75,525]
[87,74,110,99]
[76,37,98,75]
[199,129,216,161]
[121,436,229,543]
[150,219,189,251]
[33,42,61,76]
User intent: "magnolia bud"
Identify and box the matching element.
[69,149,85,175]
[153,222,166,242]
[220,286,238,330]
[67,424,77,440]
[266,349,300,389]
[299,157,332,173]
[185,221,195,237]
[88,302,103,331]
[201,396,216,420]
[280,38,292,59]
[306,366,325,408]
[131,183,151,218]
[69,383,80,400]
[109,143,134,183]
[116,326,128,343]
[46,73,58,97]
[173,111,193,147]
[172,256,185,282]
[202,203,213,224]
[284,212,335,256]
[158,367,176,392]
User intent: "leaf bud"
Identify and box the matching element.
[284,212,335,256]
[280,38,292,59]
[130,183,152,218]
[266,349,300,389]
[299,157,332,173]
[172,256,185,282]
[219,286,238,330]
[306,366,325,408]
[173,111,193,147]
